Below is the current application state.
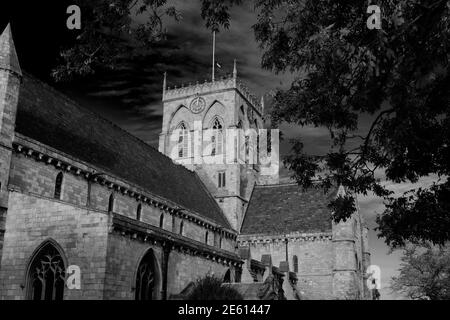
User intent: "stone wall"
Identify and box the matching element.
[0,138,239,300]
[239,234,334,300]
[0,192,109,300]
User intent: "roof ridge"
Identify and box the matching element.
[21,71,199,177]
[18,71,230,228]
[239,181,257,233]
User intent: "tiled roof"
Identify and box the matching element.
[240,183,335,235]
[15,73,231,229]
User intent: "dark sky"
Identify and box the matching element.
[1,0,423,299]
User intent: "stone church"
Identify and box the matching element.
[0,24,371,300]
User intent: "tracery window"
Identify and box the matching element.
[177,122,189,158]
[27,242,66,300]
[135,250,157,300]
[211,117,223,156]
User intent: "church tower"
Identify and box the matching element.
[0,23,22,262]
[158,62,269,231]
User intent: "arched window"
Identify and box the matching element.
[26,241,66,300]
[205,231,209,244]
[179,221,184,235]
[293,255,299,273]
[136,204,142,221]
[108,193,115,213]
[54,172,63,200]
[177,122,189,158]
[223,269,231,283]
[135,250,158,300]
[171,215,176,233]
[211,117,223,156]
[159,213,164,228]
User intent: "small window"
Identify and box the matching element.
[136,204,142,221]
[205,231,209,244]
[211,117,223,156]
[177,122,189,158]
[54,172,63,200]
[219,236,222,249]
[218,172,226,188]
[108,193,115,213]
[293,255,299,273]
[159,214,164,228]
[245,136,250,161]
[179,221,184,235]
[172,215,176,233]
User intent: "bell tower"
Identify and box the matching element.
[0,23,22,262]
[158,62,269,231]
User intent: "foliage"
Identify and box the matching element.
[186,274,243,300]
[391,243,450,300]
[52,0,182,81]
[247,0,449,247]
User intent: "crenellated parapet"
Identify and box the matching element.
[163,74,263,115]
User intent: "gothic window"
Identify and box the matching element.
[27,241,66,300]
[136,204,142,221]
[135,250,158,300]
[177,122,189,158]
[159,213,164,228]
[293,255,299,273]
[179,221,184,235]
[223,269,231,283]
[108,193,115,213]
[211,117,223,156]
[54,172,63,200]
[218,171,226,188]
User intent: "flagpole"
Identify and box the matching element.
[212,31,216,82]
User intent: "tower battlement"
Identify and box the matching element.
[163,74,263,115]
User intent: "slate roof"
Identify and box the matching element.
[15,73,231,229]
[240,183,335,235]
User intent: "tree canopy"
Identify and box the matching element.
[249,0,448,248]
[391,243,450,300]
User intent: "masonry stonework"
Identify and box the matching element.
[0,23,370,300]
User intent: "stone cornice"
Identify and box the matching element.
[238,232,333,244]
[12,134,237,239]
[112,214,243,266]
